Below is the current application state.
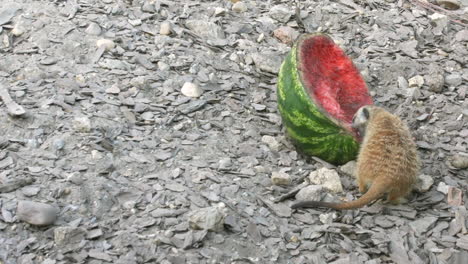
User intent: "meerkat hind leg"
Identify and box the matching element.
[386,189,409,205]
[358,179,371,194]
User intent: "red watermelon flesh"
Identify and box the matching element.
[299,35,373,130]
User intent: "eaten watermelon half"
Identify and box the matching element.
[277,33,373,165]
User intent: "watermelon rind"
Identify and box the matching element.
[277,33,363,165]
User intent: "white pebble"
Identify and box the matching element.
[158,61,170,71]
[408,75,425,88]
[309,168,343,193]
[160,21,172,35]
[437,182,449,194]
[414,174,434,192]
[73,116,91,133]
[105,84,120,94]
[261,135,280,151]
[232,2,248,12]
[181,82,203,98]
[271,171,291,186]
[96,39,115,51]
[11,24,25,36]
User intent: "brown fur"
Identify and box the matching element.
[292,105,420,210]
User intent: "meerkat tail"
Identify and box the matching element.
[291,182,389,210]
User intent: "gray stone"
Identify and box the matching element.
[73,116,91,133]
[340,161,357,178]
[271,171,291,186]
[85,22,101,35]
[409,217,438,235]
[17,201,57,226]
[309,168,343,193]
[425,73,445,93]
[186,20,225,39]
[261,135,280,151]
[414,174,434,192]
[232,2,247,12]
[269,5,292,22]
[188,206,225,232]
[251,52,282,74]
[451,154,468,169]
[295,185,324,201]
[54,226,86,249]
[445,73,463,87]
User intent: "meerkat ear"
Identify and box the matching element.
[362,107,370,119]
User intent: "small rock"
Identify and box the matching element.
[232,2,247,12]
[88,249,113,262]
[269,5,292,22]
[271,171,291,186]
[105,84,120,94]
[319,212,337,224]
[414,174,434,192]
[73,116,91,133]
[409,216,438,235]
[251,103,266,111]
[309,168,343,193]
[53,138,65,150]
[436,0,460,10]
[451,154,468,169]
[425,73,445,93]
[251,52,282,74]
[11,24,25,36]
[218,157,232,170]
[399,40,418,58]
[181,82,203,98]
[141,112,154,121]
[339,161,357,178]
[445,73,463,87]
[86,228,104,239]
[429,13,449,35]
[261,135,280,151]
[188,206,225,232]
[186,20,225,39]
[295,185,324,201]
[85,22,101,35]
[273,26,299,45]
[160,21,172,35]
[54,226,86,247]
[67,172,85,185]
[214,7,226,16]
[128,19,142,26]
[437,182,450,194]
[96,39,115,51]
[142,2,155,12]
[455,30,468,42]
[17,201,58,226]
[21,186,40,197]
[408,75,424,88]
[158,61,170,71]
[448,187,463,206]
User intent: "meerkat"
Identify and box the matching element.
[292,105,420,210]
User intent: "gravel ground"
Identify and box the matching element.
[0,0,467,263]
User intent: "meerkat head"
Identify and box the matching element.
[352,105,374,137]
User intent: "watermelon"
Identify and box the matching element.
[277,33,373,165]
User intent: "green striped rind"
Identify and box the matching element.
[277,35,359,165]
